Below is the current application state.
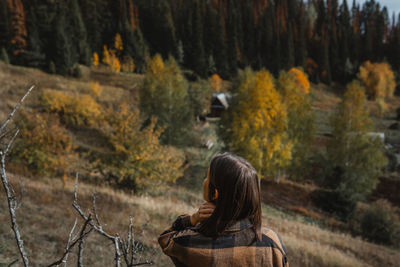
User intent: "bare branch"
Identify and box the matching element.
[74,173,79,204]
[92,193,102,229]
[77,216,90,267]
[114,236,121,267]
[7,259,18,267]
[62,219,77,267]
[77,238,85,267]
[131,261,153,266]
[72,178,153,266]
[1,146,29,267]
[3,129,19,156]
[120,238,130,266]
[129,217,135,265]
[0,85,35,134]
[47,215,93,267]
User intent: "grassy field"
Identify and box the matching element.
[1,62,400,266]
[1,174,399,266]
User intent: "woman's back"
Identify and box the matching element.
[159,215,288,267]
[158,153,288,266]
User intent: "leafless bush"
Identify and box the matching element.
[0,86,153,266]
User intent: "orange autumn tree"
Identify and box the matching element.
[7,0,27,56]
[210,73,222,92]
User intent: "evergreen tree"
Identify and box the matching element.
[226,0,238,76]
[0,47,9,64]
[296,1,307,68]
[68,0,90,65]
[79,0,105,54]
[138,0,176,58]
[286,22,295,69]
[321,36,332,84]
[242,0,255,66]
[189,0,206,77]
[261,5,274,71]
[214,15,229,78]
[0,0,10,50]
[118,0,147,73]
[339,0,351,81]
[53,11,73,75]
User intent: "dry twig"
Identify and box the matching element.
[0,85,35,267]
[0,85,34,134]
[47,215,93,267]
[72,174,153,267]
[62,219,77,267]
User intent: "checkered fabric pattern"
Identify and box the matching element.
[159,215,289,267]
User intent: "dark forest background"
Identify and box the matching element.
[1,0,400,83]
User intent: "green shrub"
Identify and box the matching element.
[72,64,83,78]
[48,61,56,74]
[311,189,356,220]
[360,199,400,246]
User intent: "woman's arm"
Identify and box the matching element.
[158,202,215,260]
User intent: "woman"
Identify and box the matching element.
[158,153,288,267]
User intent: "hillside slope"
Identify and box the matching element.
[1,62,400,266]
[1,175,399,266]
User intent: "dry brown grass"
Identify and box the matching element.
[0,61,142,123]
[1,175,399,267]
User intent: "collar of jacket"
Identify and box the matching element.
[221,218,253,234]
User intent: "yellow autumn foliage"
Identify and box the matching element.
[230,68,292,177]
[278,70,315,181]
[102,43,121,73]
[92,52,99,67]
[102,45,111,66]
[332,81,373,134]
[12,112,77,177]
[210,73,222,92]
[102,103,184,189]
[111,55,121,73]
[122,57,135,73]
[358,61,396,100]
[90,81,102,98]
[40,90,103,127]
[114,33,123,52]
[146,54,164,75]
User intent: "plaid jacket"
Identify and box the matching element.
[158,215,289,267]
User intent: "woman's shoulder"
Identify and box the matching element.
[261,227,287,255]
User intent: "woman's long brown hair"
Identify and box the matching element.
[199,153,262,241]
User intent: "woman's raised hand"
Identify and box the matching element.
[190,202,216,226]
